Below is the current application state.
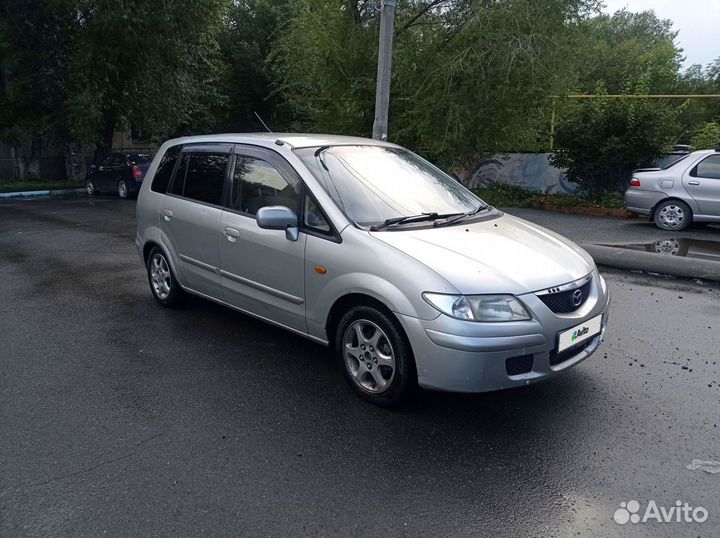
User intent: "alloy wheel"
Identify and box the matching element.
[150,253,171,300]
[343,319,396,394]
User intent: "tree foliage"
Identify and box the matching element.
[690,122,720,150]
[2,0,719,187]
[272,0,599,166]
[0,0,75,177]
[66,0,229,160]
[551,83,683,195]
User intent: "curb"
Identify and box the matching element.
[581,243,720,283]
[0,188,85,199]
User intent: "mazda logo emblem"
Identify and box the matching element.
[572,289,583,307]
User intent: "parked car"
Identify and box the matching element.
[86,151,153,199]
[136,134,610,405]
[654,144,691,169]
[625,148,720,230]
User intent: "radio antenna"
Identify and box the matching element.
[254,111,273,134]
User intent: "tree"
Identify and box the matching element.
[65,0,230,162]
[571,9,682,94]
[217,0,291,132]
[690,122,720,150]
[272,0,598,168]
[0,0,74,179]
[551,83,683,195]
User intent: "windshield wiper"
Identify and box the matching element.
[370,212,459,231]
[432,204,488,227]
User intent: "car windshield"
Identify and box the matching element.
[295,145,485,227]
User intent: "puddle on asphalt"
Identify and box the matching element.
[604,238,720,262]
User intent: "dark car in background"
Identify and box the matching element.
[86,151,153,199]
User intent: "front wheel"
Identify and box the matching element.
[146,247,185,307]
[85,180,97,195]
[654,200,692,230]
[335,306,416,406]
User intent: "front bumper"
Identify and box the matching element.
[397,272,611,392]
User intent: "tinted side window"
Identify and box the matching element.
[232,156,297,215]
[111,153,126,167]
[694,155,720,179]
[182,153,228,205]
[151,145,181,194]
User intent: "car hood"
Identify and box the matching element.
[369,212,595,295]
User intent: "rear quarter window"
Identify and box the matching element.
[151,145,181,193]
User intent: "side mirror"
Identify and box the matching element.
[256,205,299,241]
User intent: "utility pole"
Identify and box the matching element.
[372,0,396,141]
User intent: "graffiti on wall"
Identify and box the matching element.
[464,153,578,195]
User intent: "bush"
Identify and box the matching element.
[551,84,683,196]
[690,122,720,150]
[474,182,626,209]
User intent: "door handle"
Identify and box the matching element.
[162,209,173,221]
[224,227,241,242]
[688,180,700,186]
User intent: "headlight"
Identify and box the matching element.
[422,293,531,322]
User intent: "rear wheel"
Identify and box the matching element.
[335,305,416,406]
[146,247,185,307]
[117,180,129,199]
[654,200,692,230]
[85,180,97,195]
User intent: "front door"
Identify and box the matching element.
[218,146,306,332]
[684,154,720,216]
[161,145,231,296]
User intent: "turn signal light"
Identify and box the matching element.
[629,177,641,187]
[133,165,144,180]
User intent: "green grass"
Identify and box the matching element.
[0,179,83,193]
[474,182,625,209]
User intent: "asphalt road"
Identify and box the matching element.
[1,195,719,538]
[503,207,720,245]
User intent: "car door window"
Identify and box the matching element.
[692,155,720,179]
[179,153,228,205]
[110,154,126,167]
[231,156,298,215]
[98,156,112,169]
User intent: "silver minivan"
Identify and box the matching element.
[136,134,610,405]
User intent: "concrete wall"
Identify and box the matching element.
[463,153,578,195]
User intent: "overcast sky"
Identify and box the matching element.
[602,0,720,69]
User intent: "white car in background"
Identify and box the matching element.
[625,148,720,230]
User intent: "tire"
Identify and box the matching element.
[146,247,185,308]
[654,200,692,231]
[335,305,417,406]
[117,179,129,199]
[85,180,97,195]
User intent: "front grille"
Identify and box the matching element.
[549,338,594,366]
[506,354,534,376]
[537,279,591,313]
